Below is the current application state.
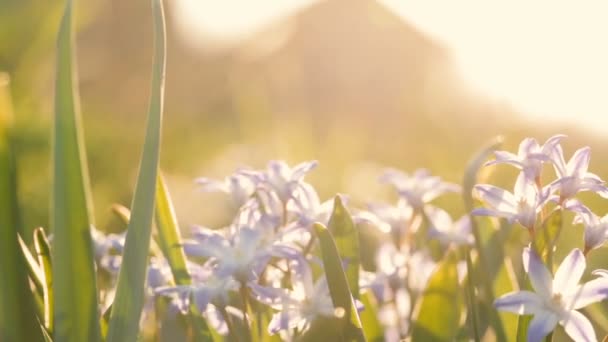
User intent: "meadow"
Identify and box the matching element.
[3,1,608,342]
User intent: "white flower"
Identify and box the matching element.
[485,135,564,181]
[380,168,460,211]
[425,206,473,246]
[472,173,549,230]
[572,209,608,253]
[549,145,608,201]
[250,262,335,335]
[495,247,608,342]
[196,173,256,208]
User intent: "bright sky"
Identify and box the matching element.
[171,0,608,134]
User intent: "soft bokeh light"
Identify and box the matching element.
[174,0,608,133]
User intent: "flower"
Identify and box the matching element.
[90,227,125,275]
[485,135,564,181]
[472,173,548,230]
[250,261,335,335]
[572,209,608,253]
[495,247,608,342]
[549,145,608,201]
[183,221,301,283]
[196,172,256,209]
[425,206,473,246]
[380,168,460,211]
[241,160,318,203]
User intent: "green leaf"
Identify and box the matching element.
[155,173,191,285]
[105,0,166,341]
[359,291,383,342]
[327,195,360,299]
[0,73,44,342]
[51,0,101,339]
[532,209,563,267]
[34,228,54,333]
[155,173,214,340]
[411,249,461,342]
[313,222,366,342]
[515,315,531,342]
[18,234,45,294]
[461,136,507,342]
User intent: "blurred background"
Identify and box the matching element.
[3,0,608,238]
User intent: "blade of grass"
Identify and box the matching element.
[327,195,360,299]
[106,0,166,340]
[18,234,45,293]
[155,173,214,340]
[34,228,54,333]
[155,173,191,284]
[0,72,44,341]
[462,136,507,342]
[51,0,101,340]
[313,222,366,342]
[411,249,461,342]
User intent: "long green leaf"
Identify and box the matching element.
[51,0,101,340]
[327,195,360,299]
[411,249,461,342]
[0,73,43,341]
[155,173,214,340]
[462,136,507,342]
[155,173,191,285]
[532,209,563,267]
[313,222,366,342]
[35,227,54,333]
[106,0,166,340]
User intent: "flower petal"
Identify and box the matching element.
[527,312,559,342]
[567,147,591,177]
[560,310,597,342]
[522,247,553,296]
[473,184,517,213]
[518,138,540,158]
[553,249,585,295]
[494,291,544,315]
[569,277,608,310]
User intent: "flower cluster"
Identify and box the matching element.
[474,135,608,341]
[85,136,608,341]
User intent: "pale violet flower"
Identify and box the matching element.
[289,182,334,228]
[380,168,460,211]
[485,135,564,182]
[572,209,608,253]
[495,247,608,342]
[425,206,473,246]
[250,261,335,335]
[196,172,256,208]
[90,227,125,275]
[549,145,608,201]
[356,200,421,247]
[184,223,301,283]
[472,173,548,230]
[155,266,239,336]
[242,160,318,203]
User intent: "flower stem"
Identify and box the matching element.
[462,246,481,342]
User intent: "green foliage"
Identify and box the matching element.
[327,195,360,299]
[34,227,54,333]
[51,0,100,340]
[532,209,563,267]
[359,292,384,342]
[155,173,192,285]
[461,136,508,342]
[106,0,166,340]
[0,73,43,341]
[411,249,461,342]
[155,173,214,341]
[313,222,366,342]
